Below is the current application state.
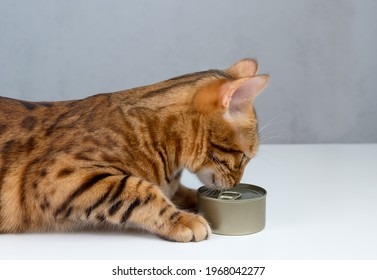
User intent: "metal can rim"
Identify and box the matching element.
[198,184,267,204]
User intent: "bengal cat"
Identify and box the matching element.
[0,59,269,242]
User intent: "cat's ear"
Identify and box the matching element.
[221,74,269,112]
[225,58,259,78]
[193,74,268,113]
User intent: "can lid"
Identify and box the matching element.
[198,184,266,201]
[217,191,242,200]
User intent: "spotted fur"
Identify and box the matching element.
[0,59,269,242]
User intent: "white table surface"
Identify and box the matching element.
[1,144,376,260]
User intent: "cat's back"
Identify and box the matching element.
[0,93,124,177]
[0,94,115,139]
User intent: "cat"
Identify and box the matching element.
[0,58,268,242]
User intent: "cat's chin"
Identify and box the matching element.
[196,168,216,188]
[196,168,233,189]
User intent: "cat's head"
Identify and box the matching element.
[188,59,269,189]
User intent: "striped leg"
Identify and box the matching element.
[53,173,211,242]
[171,184,199,212]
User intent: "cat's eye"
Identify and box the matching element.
[242,153,247,161]
[239,153,248,167]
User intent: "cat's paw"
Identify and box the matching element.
[166,212,211,242]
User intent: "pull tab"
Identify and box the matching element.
[217,191,242,200]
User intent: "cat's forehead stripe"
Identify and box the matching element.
[141,70,233,99]
[168,69,232,82]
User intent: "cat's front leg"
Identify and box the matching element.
[54,174,211,242]
[171,184,198,212]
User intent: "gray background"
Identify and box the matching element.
[1,0,376,143]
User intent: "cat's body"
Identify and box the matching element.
[0,59,268,241]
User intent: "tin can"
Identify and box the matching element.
[198,184,266,235]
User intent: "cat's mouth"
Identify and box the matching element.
[211,173,216,185]
[196,168,234,189]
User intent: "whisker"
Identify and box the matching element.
[258,116,288,144]
[207,157,224,187]
[254,149,278,164]
[258,117,278,133]
[200,187,220,198]
[208,151,227,176]
[204,153,227,189]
